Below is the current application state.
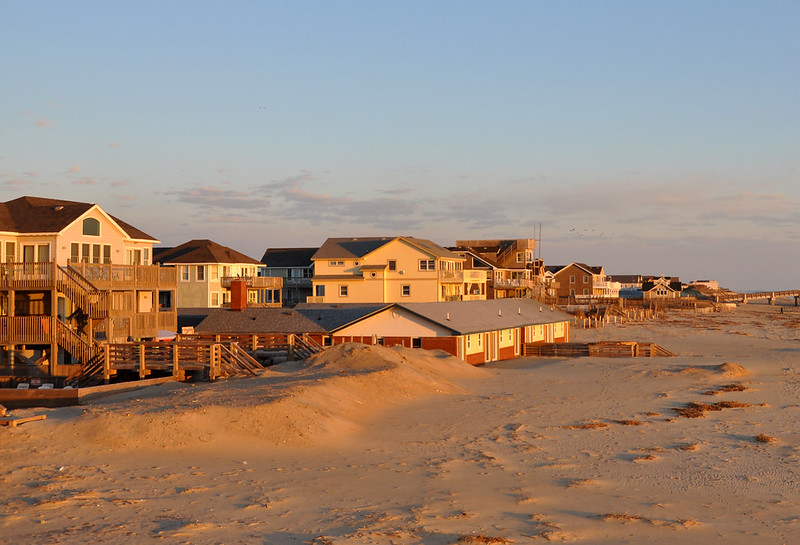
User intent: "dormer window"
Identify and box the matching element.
[82,218,100,236]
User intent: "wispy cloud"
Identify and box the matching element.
[162,186,270,209]
[35,117,55,128]
[108,142,120,148]
[112,180,129,187]
[72,177,98,185]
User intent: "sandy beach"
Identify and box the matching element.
[3,303,800,544]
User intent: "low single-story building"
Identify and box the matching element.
[328,299,571,365]
[195,299,572,365]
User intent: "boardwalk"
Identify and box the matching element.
[715,290,800,305]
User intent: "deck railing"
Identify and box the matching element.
[68,262,177,289]
[0,316,52,344]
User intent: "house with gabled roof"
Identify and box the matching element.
[331,299,571,364]
[260,247,317,307]
[547,262,620,300]
[0,196,177,380]
[641,276,683,300]
[453,239,549,300]
[309,237,487,304]
[154,239,281,308]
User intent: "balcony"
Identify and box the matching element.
[493,278,534,290]
[220,276,283,289]
[69,262,177,290]
[439,270,487,283]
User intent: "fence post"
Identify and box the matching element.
[139,343,146,379]
[172,343,179,377]
[104,344,111,383]
[288,334,295,361]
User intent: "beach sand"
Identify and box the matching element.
[2,303,800,544]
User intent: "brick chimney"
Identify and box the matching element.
[230,279,247,311]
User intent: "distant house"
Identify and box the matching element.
[641,276,683,300]
[154,239,281,308]
[546,263,620,300]
[260,247,317,307]
[451,239,543,300]
[310,237,486,304]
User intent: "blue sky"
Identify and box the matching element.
[2,1,798,291]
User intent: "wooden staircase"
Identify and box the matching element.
[56,266,109,319]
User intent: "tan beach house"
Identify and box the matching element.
[0,196,177,378]
[308,237,487,304]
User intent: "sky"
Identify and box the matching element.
[1,1,798,292]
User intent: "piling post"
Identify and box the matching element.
[138,343,146,379]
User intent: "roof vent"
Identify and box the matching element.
[539,306,543,312]
[54,205,64,211]
[446,312,450,321]
[498,309,502,316]
[518,307,521,314]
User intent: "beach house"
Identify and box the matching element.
[0,196,177,378]
[308,237,487,304]
[154,239,282,309]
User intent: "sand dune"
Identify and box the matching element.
[2,303,800,544]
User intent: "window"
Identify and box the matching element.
[330,260,344,267]
[569,275,576,284]
[211,292,219,307]
[516,252,523,263]
[583,289,589,295]
[83,244,91,263]
[71,243,80,263]
[583,275,589,283]
[419,259,435,271]
[37,244,50,262]
[339,285,348,297]
[82,217,100,236]
[477,335,482,347]
[388,260,397,271]
[466,336,471,349]
[22,245,35,263]
[197,265,205,281]
[316,285,325,297]
[143,248,150,265]
[5,241,15,262]
[211,266,218,280]
[402,285,410,296]
[103,245,112,264]
[180,266,190,282]
[92,244,101,263]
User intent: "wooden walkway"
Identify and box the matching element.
[715,290,800,304]
[524,341,674,358]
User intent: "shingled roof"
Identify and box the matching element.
[0,196,157,241]
[313,236,462,261]
[260,247,317,267]
[153,239,261,265]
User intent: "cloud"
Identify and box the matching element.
[35,117,55,128]
[22,171,37,178]
[258,174,419,228]
[162,186,270,210]
[112,180,130,187]
[2,178,31,187]
[67,166,80,173]
[72,177,98,185]
[108,142,120,148]
[115,194,136,201]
